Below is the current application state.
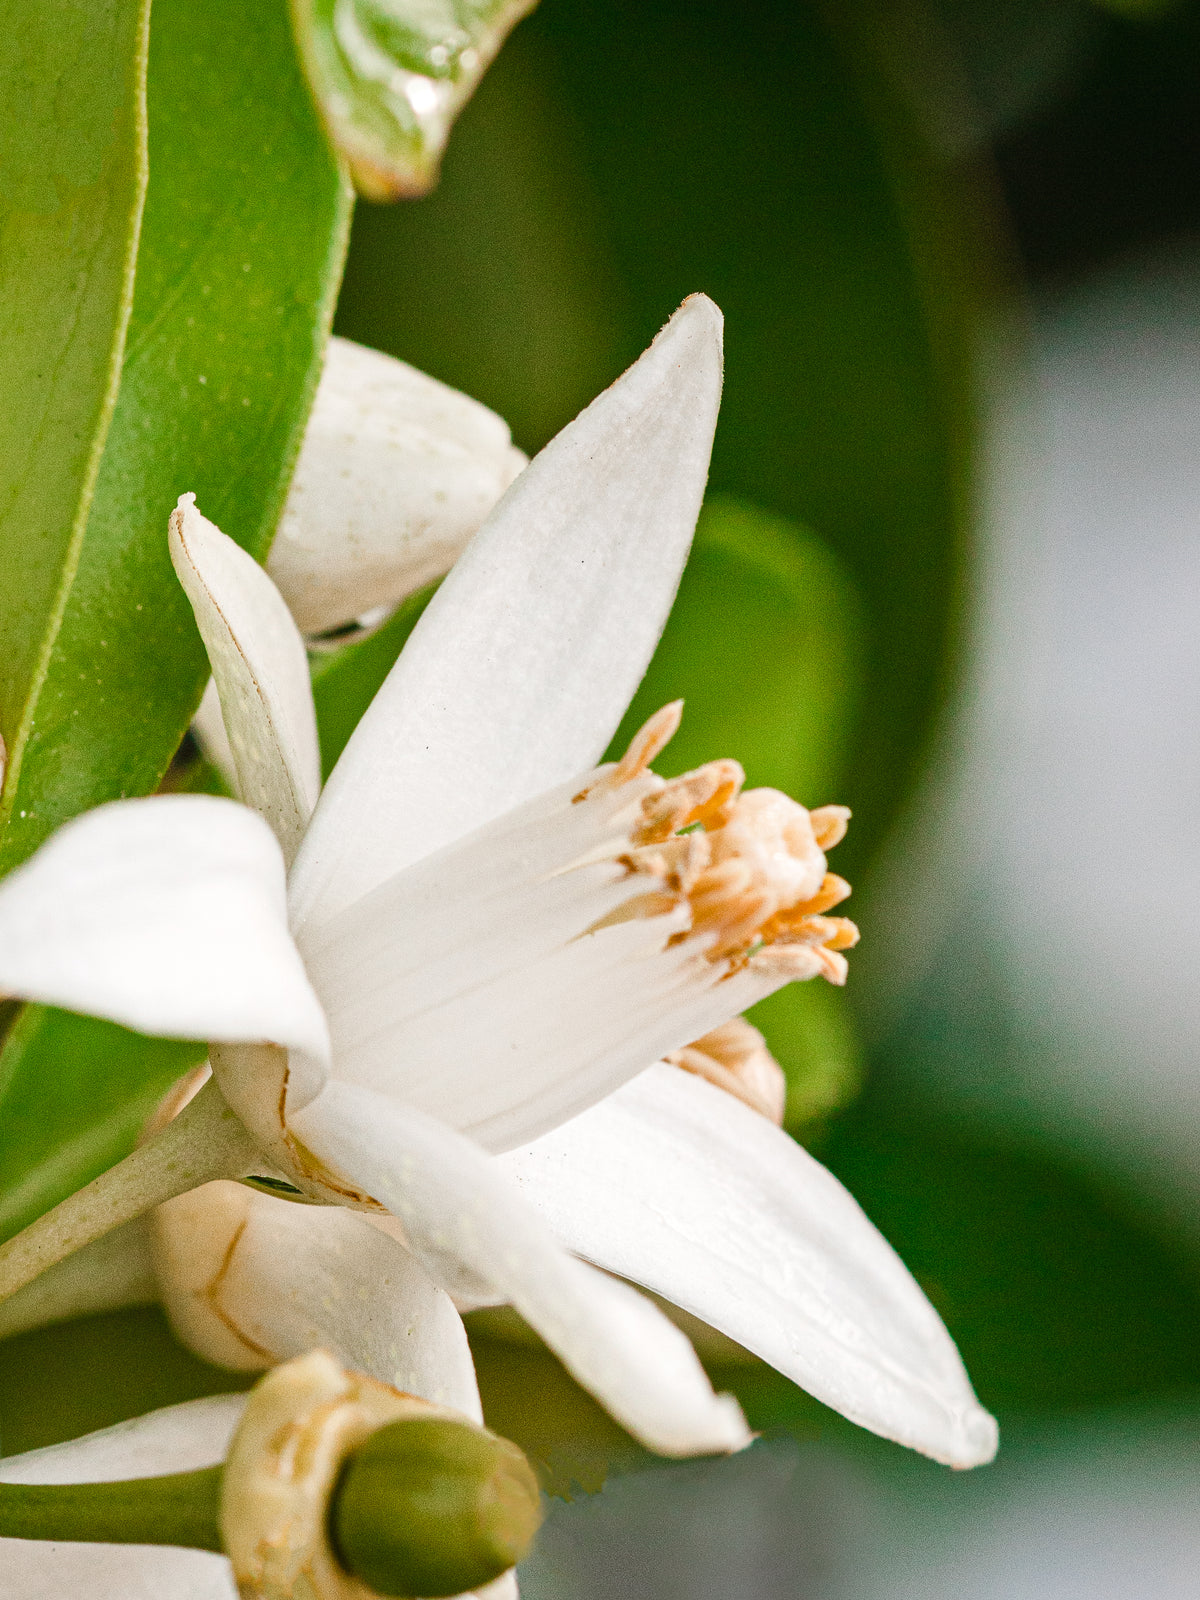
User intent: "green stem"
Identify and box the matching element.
[0,1076,262,1304]
[0,1466,223,1551]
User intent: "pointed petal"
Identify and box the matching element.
[153,1181,482,1420]
[269,337,526,635]
[290,295,724,930]
[0,1397,245,1600]
[288,1082,751,1459]
[0,796,330,1062]
[169,496,320,864]
[501,1065,998,1469]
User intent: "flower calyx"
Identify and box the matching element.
[222,1349,542,1599]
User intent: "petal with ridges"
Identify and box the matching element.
[290,295,724,930]
[0,796,330,1062]
[288,1081,751,1459]
[169,496,320,865]
[501,1064,998,1469]
[270,337,526,635]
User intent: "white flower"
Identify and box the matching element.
[269,336,526,637]
[0,298,997,1470]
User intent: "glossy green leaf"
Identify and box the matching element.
[0,0,148,832]
[0,0,352,1240]
[607,496,864,803]
[291,0,540,199]
[0,0,352,876]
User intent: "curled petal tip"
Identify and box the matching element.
[952,1404,1000,1469]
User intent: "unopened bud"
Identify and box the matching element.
[331,1416,542,1597]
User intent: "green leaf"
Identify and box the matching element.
[291,0,540,199]
[0,0,149,834]
[0,1307,249,1457]
[0,1007,204,1246]
[0,0,352,1237]
[0,0,352,876]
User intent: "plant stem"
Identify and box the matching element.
[0,1076,261,1303]
[0,1467,224,1550]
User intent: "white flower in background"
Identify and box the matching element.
[192,336,525,776]
[270,335,527,637]
[0,298,997,1470]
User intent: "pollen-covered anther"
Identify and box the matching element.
[809,805,851,850]
[633,758,745,845]
[666,1018,786,1124]
[671,787,858,975]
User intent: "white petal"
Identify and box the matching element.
[269,337,526,635]
[288,1082,751,1459]
[153,1181,482,1419]
[0,796,330,1062]
[0,1397,245,1600]
[191,677,236,790]
[169,495,320,864]
[501,1065,998,1469]
[0,1395,246,1482]
[290,295,724,930]
[0,1535,236,1598]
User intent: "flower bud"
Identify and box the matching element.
[331,1416,542,1597]
[268,338,526,636]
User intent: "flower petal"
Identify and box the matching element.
[288,1081,751,1459]
[0,796,330,1062]
[269,337,526,635]
[0,1396,246,1599]
[501,1064,998,1469]
[0,1395,246,1482]
[153,1180,482,1419]
[290,295,724,930]
[0,1544,235,1600]
[169,495,320,864]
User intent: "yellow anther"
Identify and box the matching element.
[809,805,851,850]
[666,1017,786,1124]
[612,700,684,784]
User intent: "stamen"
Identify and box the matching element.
[611,700,683,785]
[809,805,851,850]
[666,1018,786,1124]
[635,759,743,844]
[575,710,859,985]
